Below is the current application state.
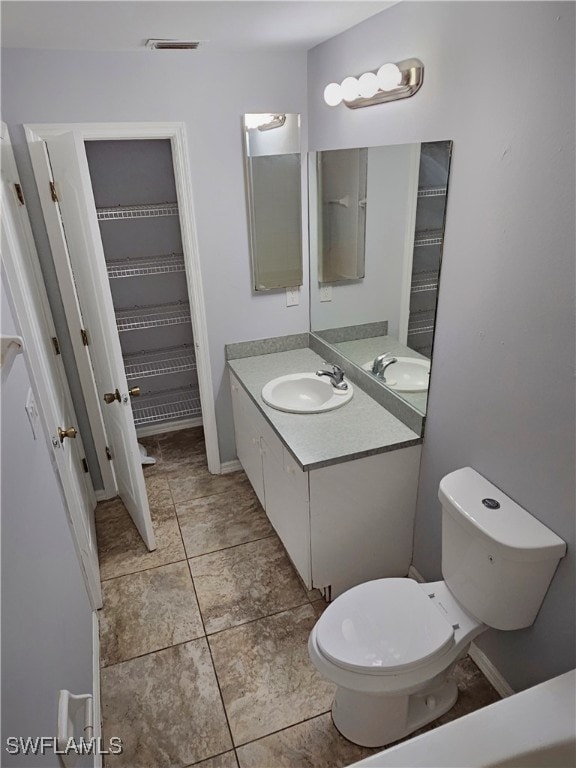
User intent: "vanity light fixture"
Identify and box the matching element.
[244,114,287,131]
[323,58,424,109]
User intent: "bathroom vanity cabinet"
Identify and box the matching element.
[230,370,421,597]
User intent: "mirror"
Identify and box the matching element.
[243,113,303,291]
[310,140,452,416]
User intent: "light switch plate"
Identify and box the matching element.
[286,286,300,306]
[25,388,40,440]
[319,284,332,302]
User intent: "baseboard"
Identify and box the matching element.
[408,564,425,582]
[92,611,102,768]
[220,459,242,474]
[468,643,514,698]
[94,489,109,502]
[407,565,514,698]
[136,417,202,439]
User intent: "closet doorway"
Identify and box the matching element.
[26,122,220,549]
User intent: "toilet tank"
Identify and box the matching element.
[439,467,566,630]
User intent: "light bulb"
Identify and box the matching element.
[323,82,343,107]
[358,72,379,99]
[341,76,361,102]
[377,62,402,91]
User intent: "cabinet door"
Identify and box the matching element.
[261,438,311,588]
[230,373,265,506]
[310,445,421,597]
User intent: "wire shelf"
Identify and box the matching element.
[108,253,185,279]
[132,387,202,426]
[116,302,191,332]
[124,346,196,380]
[414,231,444,248]
[417,187,447,198]
[411,270,439,294]
[97,202,179,221]
[408,310,436,336]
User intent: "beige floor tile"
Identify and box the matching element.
[311,599,328,618]
[157,427,207,472]
[177,484,273,558]
[189,537,308,634]
[187,752,239,768]
[96,492,185,581]
[208,604,335,746]
[101,639,232,767]
[168,467,251,505]
[99,561,204,666]
[236,712,378,768]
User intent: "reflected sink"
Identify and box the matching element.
[262,372,354,413]
[362,356,430,392]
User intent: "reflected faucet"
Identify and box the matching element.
[316,363,348,390]
[372,354,398,381]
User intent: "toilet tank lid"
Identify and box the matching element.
[438,468,566,563]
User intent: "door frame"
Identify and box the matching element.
[1,123,102,609]
[25,121,221,476]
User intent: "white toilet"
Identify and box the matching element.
[308,467,566,748]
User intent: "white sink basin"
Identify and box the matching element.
[362,356,430,392]
[261,372,353,413]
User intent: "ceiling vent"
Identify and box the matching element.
[146,39,201,50]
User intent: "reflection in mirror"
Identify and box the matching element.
[318,149,367,282]
[243,113,303,291]
[310,140,452,416]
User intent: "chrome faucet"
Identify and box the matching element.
[316,363,348,390]
[372,354,398,381]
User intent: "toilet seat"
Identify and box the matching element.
[316,578,455,675]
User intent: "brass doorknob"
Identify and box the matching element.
[103,389,121,404]
[129,387,141,397]
[58,426,77,443]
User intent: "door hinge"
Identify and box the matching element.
[81,458,89,473]
[105,446,112,461]
[50,181,59,202]
[80,328,89,346]
[14,183,25,206]
[51,336,61,355]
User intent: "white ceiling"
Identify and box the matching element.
[1,1,395,52]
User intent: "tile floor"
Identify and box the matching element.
[95,427,501,768]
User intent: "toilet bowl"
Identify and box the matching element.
[309,467,566,748]
[309,578,486,746]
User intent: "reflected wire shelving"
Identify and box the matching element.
[414,231,444,248]
[417,187,447,198]
[96,202,179,221]
[115,302,191,333]
[411,270,439,294]
[107,253,185,279]
[132,387,202,426]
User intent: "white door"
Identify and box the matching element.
[45,132,156,551]
[1,124,102,608]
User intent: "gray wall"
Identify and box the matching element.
[1,274,94,766]
[0,47,309,467]
[308,0,575,692]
